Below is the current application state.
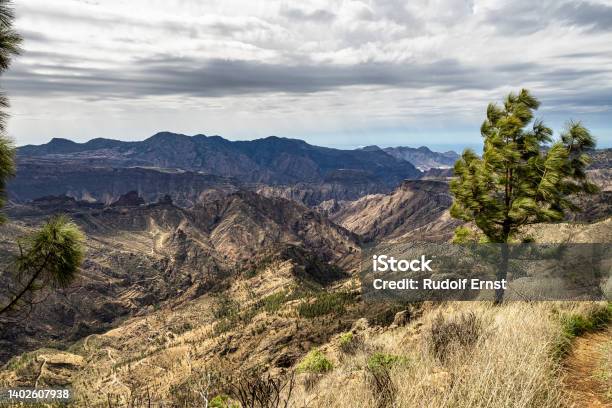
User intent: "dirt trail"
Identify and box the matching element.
[564,327,612,408]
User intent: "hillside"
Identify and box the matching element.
[326,180,459,242]
[0,190,359,364]
[1,244,609,407]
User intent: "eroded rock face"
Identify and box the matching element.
[7,160,239,207]
[330,180,460,242]
[256,177,397,207]
[110,191,145,207]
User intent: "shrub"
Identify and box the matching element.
[365,355,400,408]
[428,311,484,362]
[228,371,295,408]
[250,323,267,336]
[296,349,333,373]
[368,368,396,408]
[297,292,353,319]
[367,352,408,372]
[563,303,612,337]
[209,394,238,408]
[338,332,356,353]
[170,321,193,335]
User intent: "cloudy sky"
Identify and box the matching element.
[3,0,612,150]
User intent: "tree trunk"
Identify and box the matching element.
[0,253,51,316]
[494,244,509,305]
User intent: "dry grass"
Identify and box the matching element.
[289,302,609,408]
[3,295,608,407]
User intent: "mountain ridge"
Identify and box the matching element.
[17,132,421,186]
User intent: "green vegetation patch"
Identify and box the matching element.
[367,352,409,372]
[5,351,37,373]
[563,304,612,337]
[298,292,354,318]
[258,290,289,314]
[212,294,261,336]
[296,348,333,373]
[338,331,363,354]
[214,318,238,335]
[213,295,240,320]
[553,302,612,360]
[339,332,353,348]
[210,394,238,408]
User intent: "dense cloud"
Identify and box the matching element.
[3,0,612,147]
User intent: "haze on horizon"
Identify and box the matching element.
[4,0,612,150]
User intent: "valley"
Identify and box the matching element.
[0,134,610,407]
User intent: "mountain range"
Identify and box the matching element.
[17,132,421,185]
[13,133,459,205]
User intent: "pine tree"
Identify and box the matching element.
[450,89,597,303]
[0,0,20,224]
[0,0,85,317]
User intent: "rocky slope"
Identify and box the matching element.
[588,148,612,169]
[255,177,395,207]
[0,190,359,364]
[326,180,459,242]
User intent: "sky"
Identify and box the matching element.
[3,0,612,151]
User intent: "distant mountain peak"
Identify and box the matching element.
[48,137,77,146]
[383,145,459,171]
[145,131,189,141]
[258,135,309,145]
[359,145,383,152]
